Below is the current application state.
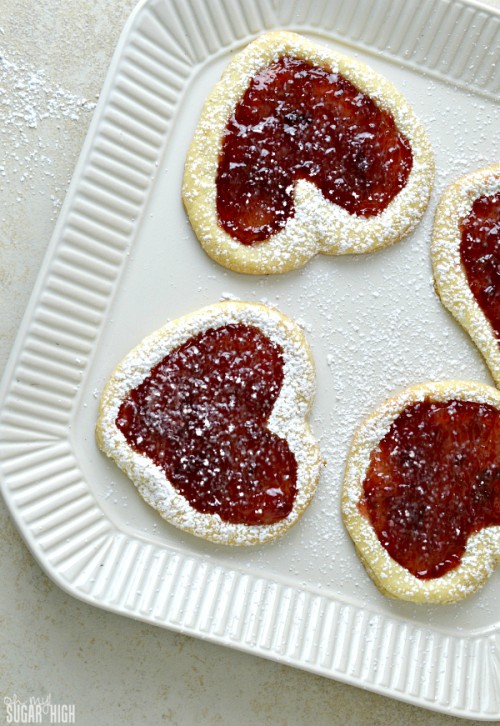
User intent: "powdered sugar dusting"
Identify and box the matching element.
[0,49,96,220]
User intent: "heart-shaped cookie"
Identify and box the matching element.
[183,31,434,274]
[432,164,500,386]
[341,381,500,603]
[96,301,321,545]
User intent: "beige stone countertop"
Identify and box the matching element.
[1,1,499,724]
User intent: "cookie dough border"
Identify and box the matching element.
[341,380,500,604]
[96,301,322,545]
[183,31,435,275]
[432,164,500,387]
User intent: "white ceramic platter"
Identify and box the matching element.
[1,0,499,718]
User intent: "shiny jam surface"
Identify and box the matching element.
[460,192,500,338]
[360,399,500,579]
[216,57,413,245]
[116,324,297,525]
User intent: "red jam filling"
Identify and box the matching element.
[460,192,500,338]
[116,324,297,526]
[360,399,500,579]
[216,56,413,245]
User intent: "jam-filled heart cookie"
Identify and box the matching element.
[96,301,321,545]
[432,164,500,386]
[341,381,500,603]
[183,31,434,275]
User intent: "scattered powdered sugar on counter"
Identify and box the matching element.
[0,49,96,218]
[1,52,95,127]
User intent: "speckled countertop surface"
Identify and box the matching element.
[1,1,499,724]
